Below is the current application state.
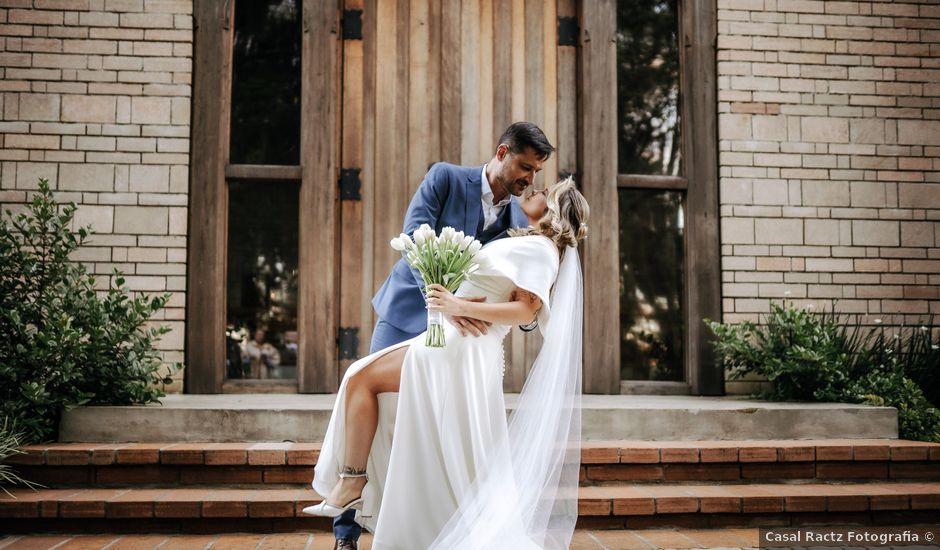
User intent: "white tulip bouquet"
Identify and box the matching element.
[390,224,484,347]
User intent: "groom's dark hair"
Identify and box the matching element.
[497,122,555,161]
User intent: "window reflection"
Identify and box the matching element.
[230,0,301,165]
[619,189,685,381]
[226,180,299,380]
[616,0,681,176]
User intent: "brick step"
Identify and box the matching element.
[6,439,939,487]
[1,483,938,534]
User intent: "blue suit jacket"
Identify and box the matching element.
[372,162,530,334]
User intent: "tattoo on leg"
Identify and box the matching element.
[341,465,367,476]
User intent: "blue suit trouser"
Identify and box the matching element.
[332,317,422,541]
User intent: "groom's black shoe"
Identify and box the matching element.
[334,538,358,550]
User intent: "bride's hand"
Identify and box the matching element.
[426,284,464,317]
[446,297,490,337]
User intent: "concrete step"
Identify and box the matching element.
[9,439,940,487]
[57,394,899,442]
[1,483,938,533]
[7,439,938,487]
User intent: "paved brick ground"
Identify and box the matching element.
[2,525,938,549]
[0,529,760,549]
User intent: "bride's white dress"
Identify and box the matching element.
[312,235,580,550]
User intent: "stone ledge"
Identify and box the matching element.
[58,394,899,442]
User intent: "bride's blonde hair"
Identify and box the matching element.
[510,175,590,260]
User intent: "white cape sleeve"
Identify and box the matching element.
[474,235,560,335]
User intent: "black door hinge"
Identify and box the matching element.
[342,9,363,40]
[338,327,360,360]
[339,168,362,201]
[557,16,578,46]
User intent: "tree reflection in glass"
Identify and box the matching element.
[616,0,681,176]
[619,190,685,382]
[226,180,299,380]
[229,0,301,166]
[617,0,685,383]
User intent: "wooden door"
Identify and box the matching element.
[579,0,722,395]
[334,0,585,393]
[187,0,340,393]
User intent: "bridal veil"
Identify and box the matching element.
[428,244,584,549]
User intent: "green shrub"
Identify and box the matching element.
[0,179,182,444]
[705,300,940,442]
[704,301,852,402]
[0,416,44,497]
[846,364,940,443]
[854,321,940,409]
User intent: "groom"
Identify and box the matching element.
[330,121,554,550]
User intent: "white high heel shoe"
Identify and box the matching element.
[302,470,369,517]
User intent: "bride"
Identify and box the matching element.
[305,177,589,549]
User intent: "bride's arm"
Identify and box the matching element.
[426,283,541,326]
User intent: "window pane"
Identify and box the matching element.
[230,0,301,165]
[619,188,685,381]
[226,180,299,380]
[616,0,682,176]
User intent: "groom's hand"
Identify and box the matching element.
[445,296,491,337]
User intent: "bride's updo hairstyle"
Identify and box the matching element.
[510,175,590,260]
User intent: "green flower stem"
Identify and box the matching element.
[426,323,445,348]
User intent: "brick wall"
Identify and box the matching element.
[3,0,937,397]
[0,0,192,393]
[717,0,940,394]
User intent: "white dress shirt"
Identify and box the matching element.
[480,164,511,231]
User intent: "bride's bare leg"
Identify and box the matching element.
[325,345,407,506]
